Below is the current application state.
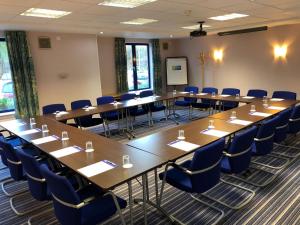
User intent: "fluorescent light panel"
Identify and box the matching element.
[121,18,158,25]
[209,13,248,21]
[21,8,71,18]
[182,24,211,29]
[98,0,157,8]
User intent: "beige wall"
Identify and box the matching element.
[28,32,102,112]
[172,24,300,97]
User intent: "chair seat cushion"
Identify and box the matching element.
[151,105,166,112]
[7,137,22,148]
[104,111,120,121]
[80,189,127,225]
[130,108,147,116]
[175,100,190,107]
[191,102,211,109]
[81,118,103,128]
[220,157,232,173]
[159,160,193,193]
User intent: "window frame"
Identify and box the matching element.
[126,43,151,91]
[0,38,15,114]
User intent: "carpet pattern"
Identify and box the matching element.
[0,108,299,225]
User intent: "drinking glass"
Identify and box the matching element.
[42,124,49,136]
[230,111,237,119]
[30,118,36,125]
[236,94,240,98]
[190,91,194,96]
[208,120,215,129]
[85,141,94,152]
[61,131,69,141]
[250,105,256,112]
[212,92,216,97]
[122,155,133,168]
[178,130,185,139]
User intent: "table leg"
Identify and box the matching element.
[154,169,159,206]
[142,174,148,225]
[128,180,134,225]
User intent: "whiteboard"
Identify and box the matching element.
[166,57,188,85]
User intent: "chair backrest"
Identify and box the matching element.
[272,91,296,100]
[184,86,199,102]
[120,93,136,101]
[0,134,8,167]
[71,100,93,127]
[289,105,300,134]
[0,140,24,181]
[96,96,114,105]
[222,88,240,108]
[226,126,257,173]
[42,104,66,115]
[274,108,292,143]
[202,87,218,104]
[16,150,48,201]
[247,89,267,98]
[190,138,225,193]
[40,164,82,225]
[140,90,153,98]
[254,116,279,155]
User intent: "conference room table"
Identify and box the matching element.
[0,116,166,225]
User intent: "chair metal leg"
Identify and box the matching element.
[252,154,290,170]
[10,193,51,216]
[28,207,54,225]
[1,178,27,197]
[201,179,255,209]
[106,191,126,225]
[273,143,300,158]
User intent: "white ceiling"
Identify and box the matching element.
[0,0,300,38]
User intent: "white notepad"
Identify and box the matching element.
[242,96,255,99]
[168,140,200,152]
[50,146,82,158]
[110,102,122,105]
[32,135,59,145]
[54,111,69,116]
[229,119,253,126]
[77,160,117,178]
[180,92,189,94]
[197,93,208,96]
[0,120,26,127]
[270,98,284,102]
[250,112,272,117]
[201,129,230,137]
[220,94,230,97]
[18,128,40,136]
[268,106,286,110]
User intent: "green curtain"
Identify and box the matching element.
[115,38,128,93]
[5,31,39,118]
[151,39,162,94]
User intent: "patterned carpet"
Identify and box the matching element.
[0,108,299,225]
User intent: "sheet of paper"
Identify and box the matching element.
[201,129,230,137]
[270,98,284,102]
[168,140,200,152]
[229,119,253,126]
[110,102,122,105]
[180,92,189,94]
[242,96,255,99]
[250,112,272,117]
[32,135,59,145]
[18,128,40,136]
[220,94,230,97]
[0,120,26,127]
[54,111,69,116]
[77,160,117,177]
[197,93,208,96]
[268,106,286,110]
[50,146,82,158]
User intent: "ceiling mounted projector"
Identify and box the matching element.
[190,21,207,38]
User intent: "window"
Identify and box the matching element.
[0,38,15,113]
[126,43,150,91]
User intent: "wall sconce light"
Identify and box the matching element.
[213,49,223,62]
[274,44,287,60]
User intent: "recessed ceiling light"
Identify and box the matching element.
[209,13,248,21]
[100,31,104,34]
[98,0,157,8]
[170,34,173,38]
[20,8,71,18]
[121,18,158,25]
[182,24,211,30]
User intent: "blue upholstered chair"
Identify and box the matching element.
[158,139,225,224]
[96,96,120,136]
[140,90,167,124]
[272,91,296,100]
[192,87,218,113]
[220,88,240,111]
[120,93,148,129]
[40,164,127,225]
[274,108,293,144]
[251,115,289,184]
[175,86,199,119]
[71,100,103,128]
[247,89,267,98]
[289,105,300,135]
[15,150,52,217]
